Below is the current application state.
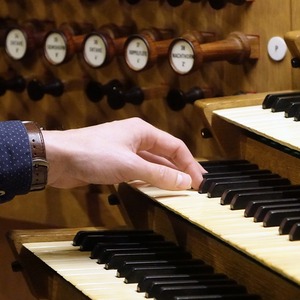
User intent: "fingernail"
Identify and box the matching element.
[176,173,192,189]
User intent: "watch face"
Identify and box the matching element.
[125,37,149,71]
[169,39,195,74]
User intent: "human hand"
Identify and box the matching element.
[42,117,206,190]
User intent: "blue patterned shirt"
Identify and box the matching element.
[0,121,32,202]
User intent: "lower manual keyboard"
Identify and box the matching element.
[23,229,261,300]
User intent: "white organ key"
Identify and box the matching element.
[129,181,300,286]
[214,105,300,150]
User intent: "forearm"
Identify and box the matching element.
[42,129,85,188]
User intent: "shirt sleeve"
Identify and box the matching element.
[0,120,32,203]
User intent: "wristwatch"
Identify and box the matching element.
[22,121,48,191]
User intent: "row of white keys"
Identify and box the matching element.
[135,184,300,285]
[24,241,152,300]
[214,105,300,150]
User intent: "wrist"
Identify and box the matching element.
[23,121,48,191]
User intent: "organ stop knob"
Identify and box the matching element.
[169,31,259,75]
[124,27,175,71]
[284,30,300,68]
[85,79,123,103]
[107,85,144,109]
[208,0,253,9]
[0,75,26,96]
[27,78,64,101]
[83,23,133,68]
[166,87,212,110]
[44,22,93,65]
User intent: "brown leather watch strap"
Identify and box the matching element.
[23,121,48,191]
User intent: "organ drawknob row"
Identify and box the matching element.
[124,29,215,72]
[0,72,213,110]
[2,21,259,73]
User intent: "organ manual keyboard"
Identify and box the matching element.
[7,92,300,300]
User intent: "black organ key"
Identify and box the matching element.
[263,207,300,227]
[202,169,271,179]
[138,273,229,293]
[285,102,300,118]
[146,279,237,298]
[221,185,300,205]
[199,173,280,194]
[79,232,164,251]
[244,198,300,217]
[207,178,290,198]
[294,108,300,121]
[279,216,300,235]
[200,163,258,174]
[105,250,192,269]
[230,189,300,209]
[271,95,300,112]
[117,259,204,278]
[91,240,175,259]
[289,223,300,240]
[173,295,261,300]
[154,284,248,300]
[262,91,300,109]
[125,264,214,283]
[98,245,183,264]
[253,203,300,223]
[199,160,249,167]
[73,229,154,246]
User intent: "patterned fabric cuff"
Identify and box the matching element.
[0,120,32,202]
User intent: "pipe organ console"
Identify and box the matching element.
[2,1,300,300]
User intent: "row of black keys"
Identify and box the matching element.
[199,160,300,241]
[73,229,261,300]
[262,91,300,121]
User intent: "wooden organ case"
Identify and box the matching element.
[2,0,300,300]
